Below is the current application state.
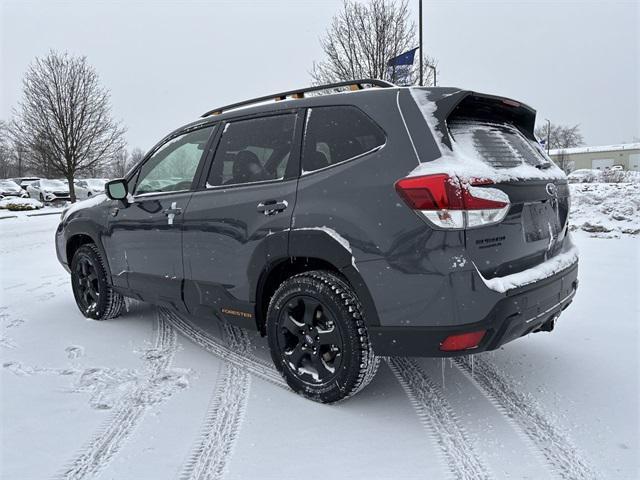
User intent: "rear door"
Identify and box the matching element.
[182,111,301,326]
[105,125,216,306]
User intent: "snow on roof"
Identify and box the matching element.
[549,143,640,156]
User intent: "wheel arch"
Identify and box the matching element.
[64,225,113,281]
[253,229,381,334]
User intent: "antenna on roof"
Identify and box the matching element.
[200,79,395,118]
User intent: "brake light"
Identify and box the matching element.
[440,330,486,351]
[395,174,510,229]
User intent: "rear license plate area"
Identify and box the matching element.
[522,202,560,242]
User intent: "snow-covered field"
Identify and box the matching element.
[1,188,638,480]
[569,182,640,237]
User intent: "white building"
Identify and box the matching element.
[549,143,640,172]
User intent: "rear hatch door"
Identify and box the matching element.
[448,117,570,278]
[408,89,571,279]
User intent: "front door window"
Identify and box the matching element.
[134,126,214,195]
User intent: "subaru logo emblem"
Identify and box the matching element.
[545,183,558,197]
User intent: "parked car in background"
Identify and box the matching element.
[74,178,108,199]
[0,180,29,199]
[27,179,70,202]
[567,169,599,183]
[10,177,40,191]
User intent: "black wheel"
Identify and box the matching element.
[267,270,379,403]
[39,193,44,202]
[87,192,92,197]
[70,244,124,320]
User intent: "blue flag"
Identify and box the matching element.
[387,48,419,67]
[387,48,418,85]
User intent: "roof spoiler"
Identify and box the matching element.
[422,89,537,149]
[200,79,395,118]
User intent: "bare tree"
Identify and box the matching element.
[129,147,146,170]
[311,0,437,86]
[0,121,12,178]
[10,51,126,201]
[535,122,584,150]
[109,148,130,178]
[104,146,145,179]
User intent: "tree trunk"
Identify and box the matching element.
[67,174,77,203]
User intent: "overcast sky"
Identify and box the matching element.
[1,0,638,151]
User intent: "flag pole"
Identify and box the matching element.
[419,0,423,86]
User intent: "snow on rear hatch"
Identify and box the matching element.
[407,88,574,280]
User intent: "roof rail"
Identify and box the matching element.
[200,78,395,118]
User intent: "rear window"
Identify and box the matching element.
[302,106,385,173]
[448,119,548,169]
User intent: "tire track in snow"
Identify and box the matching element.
[160,308,287,389]
[178,322,251,480]
[387,357,491,480]
[56,309,178,480]
[454,356,598,480]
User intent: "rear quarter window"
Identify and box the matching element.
[302,106,385,173]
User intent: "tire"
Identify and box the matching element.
[87,192,92,197]
[70,244,125,320]
[267,270,379,403]
[39,193,44,202]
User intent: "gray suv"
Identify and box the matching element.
[55,79,578,403]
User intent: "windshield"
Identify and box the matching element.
[41,179,67,189]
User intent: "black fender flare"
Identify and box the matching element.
[249,229,381,328]
[62,219,113,280]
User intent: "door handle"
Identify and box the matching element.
[257,200,288,216]
[163,202,182,225]
[162,207,183,216]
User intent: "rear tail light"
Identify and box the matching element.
[440,330,486,351]
[395,174,510,229]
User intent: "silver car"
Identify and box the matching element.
[27,179,70,202]
[74,178,108,199]
[0,180,29,199]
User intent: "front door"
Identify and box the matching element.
[182,112,301,326]
[106,125,216,307]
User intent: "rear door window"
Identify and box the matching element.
[302,106,385,173]
[206,114,296,187]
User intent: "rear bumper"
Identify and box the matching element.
[368,261,578,357]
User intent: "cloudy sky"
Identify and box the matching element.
[1,0,638,151]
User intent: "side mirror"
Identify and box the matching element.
[105,179,128,201]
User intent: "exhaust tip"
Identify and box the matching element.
[535,314,559,333]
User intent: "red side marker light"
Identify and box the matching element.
[440,330,486,352]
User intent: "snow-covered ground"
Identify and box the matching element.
[569,182,640,237]
[1,198,638,480]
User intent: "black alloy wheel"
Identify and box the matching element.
[73,256,100,314]
[70,244,125,320]
[267,270,379,403]
[277,295,343,385]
